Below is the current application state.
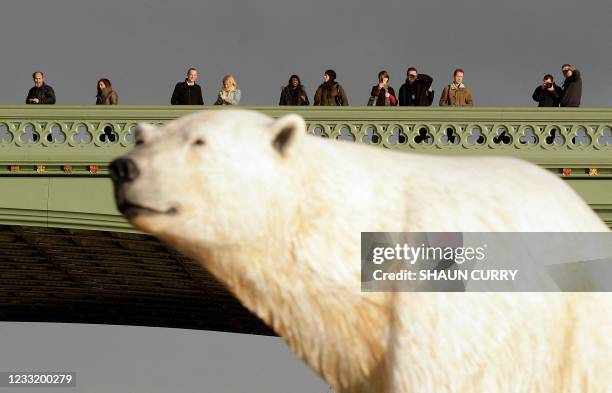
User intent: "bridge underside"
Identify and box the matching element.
[0,225,273,335]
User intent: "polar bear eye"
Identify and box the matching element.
[192,138,206,147]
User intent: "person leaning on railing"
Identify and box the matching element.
[313,69,349,106]
[279,74,309,105]
[367,70,397,106]
[214,74,241,105]
[439,68,474,107]
[96,78,118,105]
[26,71,56,105]
[532,74,562,107]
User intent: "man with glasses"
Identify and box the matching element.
[398,67,434,106]
[560,64,582,107]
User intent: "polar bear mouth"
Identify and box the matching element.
[118,202,179,219]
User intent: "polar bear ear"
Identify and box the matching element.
[270,114,306,156]
[134,123,160,145]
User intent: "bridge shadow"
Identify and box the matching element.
[0,225,273,335]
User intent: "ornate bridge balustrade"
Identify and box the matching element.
[0,106,611,228]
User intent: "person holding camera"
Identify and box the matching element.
[532,74,563,107]
[367,70,397,106]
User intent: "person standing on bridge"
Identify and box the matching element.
[398,67,434,106]
[214,74,241,105]
[96,78,118,105]
[279,74,309,106]
[439,68,474,107]
[314,69,349,106]
[171,67,204,105]
[26,71,56,104]
[532,74,563,107]
[367,70,397,106]
[560,64,582,107]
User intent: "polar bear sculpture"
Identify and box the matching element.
[110,109,611,393]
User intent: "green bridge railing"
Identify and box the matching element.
[0,106,611,230]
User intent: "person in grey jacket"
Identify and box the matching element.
[214,74,241,105]
[560,64,582,107]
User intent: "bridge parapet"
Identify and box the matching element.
[0,106,611,228]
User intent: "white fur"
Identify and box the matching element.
[119,110,611,393]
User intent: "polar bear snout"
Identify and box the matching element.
[110,156,180,220]
[110,157,140,183]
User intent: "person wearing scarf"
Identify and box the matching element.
[313,69,349,106]
[96,78,118,105]
[214,74,241,105]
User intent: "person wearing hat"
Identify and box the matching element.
[313,69,349,106]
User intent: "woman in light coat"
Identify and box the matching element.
[214,74,241,105]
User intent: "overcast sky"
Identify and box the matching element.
[0,0,610,106]
[0,0,610,391]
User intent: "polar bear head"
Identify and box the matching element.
[110,109,307,246]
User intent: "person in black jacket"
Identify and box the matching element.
[279,74,309,105]
[560,64,582,107]
[26,71,56,104]
[398,67,434,106]
[171,67,204,105]
[532,74,563,107]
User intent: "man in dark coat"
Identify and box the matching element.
[532,74,563,107]
[171,67,204,105]
[560,64,582,107]
[26,71,56,104]
[398,67,434,106]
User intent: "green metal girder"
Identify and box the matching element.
[0,106,610,230]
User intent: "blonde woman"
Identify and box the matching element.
[214,74,241,105]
